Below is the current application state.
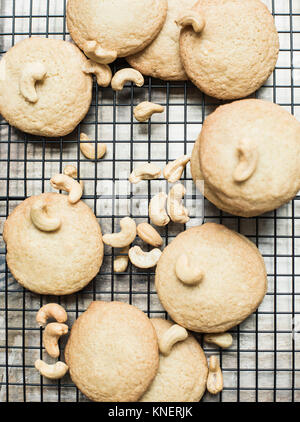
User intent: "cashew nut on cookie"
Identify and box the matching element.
[19,62,47,103]
[30,198,61,232]
[204,333,233,349]
[137,223,163,247]
[176,11,205,33]
[111,68,144,91]
[149,192,170,227]
[103,217,136,248]
[36,303,67,327]
[207,356,223,395]
[175,253,204,285]
[129,246,162,269]
[167,183,189,224]
[83,59,112,87]
[80,133,107,160]
[43,322,68,358]
[83,40,117,65]
[35,360,68,380]
[50,174,83,204]
[129,163,161,184]
[134,102,164,122]
[158,324,188,356]
[233,139,258,182]
[113,246,130,273]
[163,155,190,183]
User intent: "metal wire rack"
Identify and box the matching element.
[0,0,300,402]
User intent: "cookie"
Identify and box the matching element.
[155,223,267,333]
[3,193,103,295]
[179,0,279,99]
[191,99,300,217]
[67,0,168,64]
[65,301,159,402]
[0,37,93,137]
[140,318,208,402]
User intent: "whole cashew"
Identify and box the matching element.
[233,139,258,182]
[207,356,223,395]
[129,163,161,184]
[83,59,112,87]
[149,192,170,227]
[30,197,61,232]
[63,165,84,190]
[19,62,47,103]
[175,253,204,285]
[134,102,164,122]
[83,40,117,64]
[50,174,83,204]
[128,246,162,268]
[163,155,190,183]
[113,246,130,273]
[43,322,68,358]
[36,303,67,327]
[167,183,189,224]
[103,217,136,248]
[137,223,163,247]
[111,68,144,91]
[176,11,205,33]
[158,324,188,356]
[35,360,68,380]
[80,133,107,160]
[204,333,233,349]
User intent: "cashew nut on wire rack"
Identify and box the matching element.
[43,322,68,358]
[36,303,67,327]
[103,217,137,248]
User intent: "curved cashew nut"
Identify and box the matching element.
[80,133,107,160]
[204,333,233,349]
[83,59,112,87]
[233,139,258,182]
[163,155,190,183]
[207,356,223,395]
[158,324,188,356]
[83,40,117,64]
[113,246,129,273]
[30,198,61,232]
[111,68,144,91]
[35,360,68,380]
[176,11,205,33]
[128,246,162,268]
[129,163,161,184]
[63,165,84,190]
[43,322,68,358]
[167,183,189,224]
[50,174,83,204]
[175,253,204,286]
[149,192,170,227]
[134,102,164,122]
[103,217,136,248]
[19,62,47,103]
[137,223,163,247]
[36,303,67,327]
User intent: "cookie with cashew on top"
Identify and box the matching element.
[191,99,300,217]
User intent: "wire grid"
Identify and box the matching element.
[0,0,300,403]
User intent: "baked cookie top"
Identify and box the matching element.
[3,193,103,295]
[65,301,159,402]
[179,0,279,99]
[67,0,168,64]
[0,37,93,137]
[155,223,267,333]
[140,318,208,402]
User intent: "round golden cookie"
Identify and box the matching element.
[3,193,103,295]
[140,318,208,402]
[0,37,93,137]
[67,0,168,64]
[179,0,279,99]
[127,0,195,81]
[191,99,300,217]
[65,301,159,402]
[155,223,267,333]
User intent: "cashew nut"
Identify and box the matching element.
[30,197,61,232]
[158,324,188,356]
[19,62,47,103]
[80,133,107,160]
[176,11,205,33]
[207,356,223,395]
[233,139,258,182]
[63,165,84,190]
[83,40,117,64]
[43,323,68,358]
[129,163,161,184]
[167,183,189,224]
[103,217,136,248]
[113,246,129,273]
[83,59,112,87]
[175,253,204,285]
[111,68,144,91]
[35,360,68,380]
[204,333,233,349]
[137,223,163,248]
[134,102,164,122]
[50,174,83,204]
[128,246,162,268]
[163,155,190,183]
[36,303,67,327]
[149,192,170,227]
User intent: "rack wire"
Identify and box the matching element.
[0,0,299,402]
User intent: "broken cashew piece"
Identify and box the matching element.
[103,217,136,248]
[111,68,144,91]
[19,62,47,103]
[167,183,189,224]
[207,356,223,395]
[83,40,117,64]
[128,246,162,269]
[176,11,205,33]
[175,253,204,285]
[149,192,170,227]
[114,246,130,273]
[137,223,163,247]
[43,322,68,359]
[30,198,61,232]
[134,102,164,122]
[35,360,68,380]
[129,163,161,184]
[163,155,190,183]
[80,133,107,160]
[36,303,67,327]
[233,139,258,182]
[204,333,233,349]
[83,59,112,87]
[50,174,83,204]
[158,324,188,356]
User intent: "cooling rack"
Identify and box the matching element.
[0,0,299,402]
